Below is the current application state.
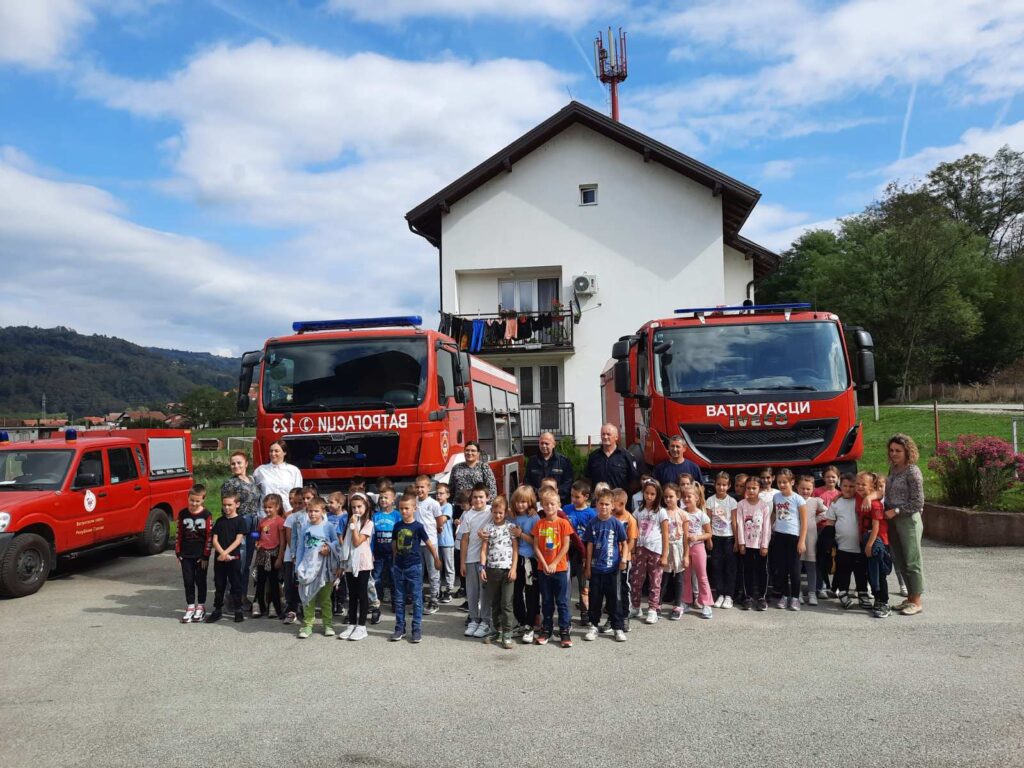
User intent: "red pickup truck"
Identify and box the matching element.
[0,428,194,597]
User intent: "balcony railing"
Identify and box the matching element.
[445,310,573,354]
[521,402,575,441]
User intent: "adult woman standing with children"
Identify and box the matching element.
[449,441,497,502]
[884,433,925,615]
[253,440,303,512]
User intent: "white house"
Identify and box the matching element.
[406,101,778,448]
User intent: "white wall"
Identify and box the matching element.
[440,123,728,444]
[724,245,755,305]
[455,267,561,316]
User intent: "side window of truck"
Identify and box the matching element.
[107,448,139,484]
[74,451,105,488]
[135,447,147,475]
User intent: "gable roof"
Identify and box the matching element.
[405,100,779,277]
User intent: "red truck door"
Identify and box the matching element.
[101,446,146,539]
[65,449,106,549]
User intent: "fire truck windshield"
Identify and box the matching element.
[261,338,428,413]
[654,321,849,398]
[0,449,74,490]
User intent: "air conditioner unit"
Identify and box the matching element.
[573,273,598,296]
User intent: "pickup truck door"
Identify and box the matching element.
[67,450,106,548]
[102,446,146,540]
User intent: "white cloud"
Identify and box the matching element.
[742,203,840,253]
[882,119,1024,182]
[761,159,799,181]
[324,0,621,25]
[0,0,95,69]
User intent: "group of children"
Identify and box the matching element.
[174,463,905,647]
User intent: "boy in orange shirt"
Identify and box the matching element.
[534,487,575,647]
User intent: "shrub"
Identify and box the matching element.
[929,434,1024,508]
[557,436,589,479]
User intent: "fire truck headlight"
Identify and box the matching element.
[0,512,10,532]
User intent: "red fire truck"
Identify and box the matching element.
[238,316,525,493]
[600,303,875,481]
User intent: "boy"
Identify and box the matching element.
[371,487,400,624]
[281,487,308,624]
[736,477,771,611]
[296,498,340,639]
[326,491,348,614]
[206,491,247,623]
[479,500,519,649]
[413,475,443,614]
[534,487,575,648]
[608,489,637,633]
[583,489,628,642]
[453,489,471,601]
[563,480,596,626]
[435,482,456,603]
[824,474,869,609]
[175,484,212,623]
[391,494,441,643]
[459,484,492,637]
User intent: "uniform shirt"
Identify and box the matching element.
[772,491,806,536]
[737,498,772,549]
[525,452,575,504]
[393,521,429,568]
[175,508,212,559]
[585,447,638,497]
[583,516,627,573]
[707,494,738,538]
[652,458,704,487]
[482,521,515,570]
[534,516,574,572]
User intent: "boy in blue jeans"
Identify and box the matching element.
[371,487,399,623]
[583,489,628,642]
[390,494,441,643]
[534,487,574,648]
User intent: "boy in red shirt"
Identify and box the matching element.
[856,471,892,618]
[534,487,574,647]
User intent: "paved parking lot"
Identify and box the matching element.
[1,540,1022,768]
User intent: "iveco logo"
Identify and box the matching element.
[729,412,789,428]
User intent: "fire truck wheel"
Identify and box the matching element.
[137,509,169,555]
[0,533,53,598]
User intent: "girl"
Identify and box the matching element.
[857,471,891,617]
[661,484,689,620]
[877,475,907,597]
[339,492,374,641]
[629,478,669,625]
[814,469,839,599]
[707,472,738,609]
[452,490,472,601]
[254,493,285,619]
[509,485,540,643]
[813,466,841,507]
[796,476,827,606]
[771,469,808,611]
[682,486,713,618]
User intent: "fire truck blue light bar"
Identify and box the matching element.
[673,303,811,314]
[292,316,423,333]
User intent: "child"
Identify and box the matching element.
[280,487,307,624]
[254,493,285,618]
[661,483,688,620]
[339,492,374,641]
[479,496,519,649]
[583,489,628,642]
[814,466,841,507]
[796,476,828,606]
[534,487,575,647]
[510,485,540,643]
[459,484,493,638]
[296,498,341,638]
[206,491,247,623]
[371,487,400,624]
[610,489,638,632]
[707,472,738,609]
[564,480,595,626]
[175,484,212,623]
[824,474,869,609]
[453,489,471,601]
[876,475,908,597]
[630,478,670,625]
[413,475,443,614]
[631,473,652,515]
[758,467,776,504]
[326,491,349,613]
[436,482,456,603]
[771,469,809,611]
[736,477,772,611]
[390,493,441,643]
[681,486,713,618]
[731,473,748,502]
[857,472,892,618]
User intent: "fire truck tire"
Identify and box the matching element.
[0,533,52,598]
[137,509,169,555]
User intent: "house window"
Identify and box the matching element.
[579,184,598,205]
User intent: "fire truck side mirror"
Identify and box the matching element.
[455,386,469,404]
[611,338,634,360]
[237,350,263,413]
[614,360,632,396]
[855,349,876,389]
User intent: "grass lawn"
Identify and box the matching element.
[858,407,1023,511]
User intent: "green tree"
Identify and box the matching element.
[180,386,236,428]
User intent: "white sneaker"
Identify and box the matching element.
[583,626,598,641]
[644,609,658,625]
[701,605,713,619]
[632,606,645,619]
[473,622,490,638]
[348,625,368,641]
[681,603,691,614]
[808,593,818,606]
[614,629,627,642]
[817,589,830,600]
[775,596,787,609]
[722,597,733,609]
[464,621,479,637]
[181,604,196,624]
[787,597,801,612]
[338,625,355,640]
[521,628,535,644]
[714,595,724,608]
[799,593,806,604]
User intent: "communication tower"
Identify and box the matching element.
[594,27,628,121]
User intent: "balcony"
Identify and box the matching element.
[444,310,573,354]
[521,402,575,442]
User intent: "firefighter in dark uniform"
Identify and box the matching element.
[525,431,574,505]
[585,423,639,507]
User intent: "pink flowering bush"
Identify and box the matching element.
[929,434,1024,508]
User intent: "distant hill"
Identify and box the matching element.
[0,326,239,416]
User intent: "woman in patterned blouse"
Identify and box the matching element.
[884,434,926,616]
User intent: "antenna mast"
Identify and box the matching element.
[594,27,628,121]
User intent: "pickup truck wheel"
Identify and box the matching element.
[0,533,53,598]
[137,509,169,555]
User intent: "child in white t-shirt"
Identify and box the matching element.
[458,484,493,638]
[823,474,868,608]
[706,471,738,609]
[796,475,828,606]
[682,485,713,618]
[629,478,669,625]
[661,483,688,620]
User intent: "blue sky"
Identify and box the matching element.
[1,0,1021,356]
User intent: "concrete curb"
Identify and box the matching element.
[924,501,1024,546]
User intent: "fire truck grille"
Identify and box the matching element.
[284,433,400,470]
[679,419,838,465]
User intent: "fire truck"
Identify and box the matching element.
[238,316,525,493]
[600,303,875,481]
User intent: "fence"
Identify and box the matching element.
[520,403,575,441]
[905,383,1024,403]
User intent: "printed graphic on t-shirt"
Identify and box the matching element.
[775,498,795,521]
[180,516,208,533]
[394,525,419,558]
[742,509,764,541]
[483,522,514,569]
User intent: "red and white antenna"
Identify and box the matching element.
[594,27,628,121]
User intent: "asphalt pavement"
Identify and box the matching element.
[1,541,1022,768]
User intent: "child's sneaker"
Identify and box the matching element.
[410,628,423,643]
[500,633,513,650]
[740,598,752,610]
[669,606,683,621]
[644,608,658,625]
[298,628,311,639]
[181,605,196,624]
[714,595,724,608]
[370,606,382,625]
[872,602,892,619]
[817,589,830,600]
[464,621,479,637]
[808,592,819,606]
[598,622,614,635]
[899,585,909,597]
[521,627,535,644]
[458,601,470,612]
[755,598,768,611]
[858,592,873,609]
[251,605,262,618]
[511,624,527,637]
[192,605,206,623]
[583,626,599,641]
[775,596,787,609]
[323,626,335,637]
[473,622,490,638]
[722,597,733,609]
[439,589,452,604]
[839,593,854,609]
[205,608,222,623]
[799,593,806,604]
[680,603,691,614]
[233,610,244,623]
[283,611,297,625]
[338,625,356,640]
[390,627,406,641]
[348,625,368,641]
[426,600,440,615]
[787,597,801,611]
[631,606,645,619]
[614,629,627,642]
[700,605,713,619]
[559,630,572,648]
[534,631,549,645]
[482,629,497,645]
